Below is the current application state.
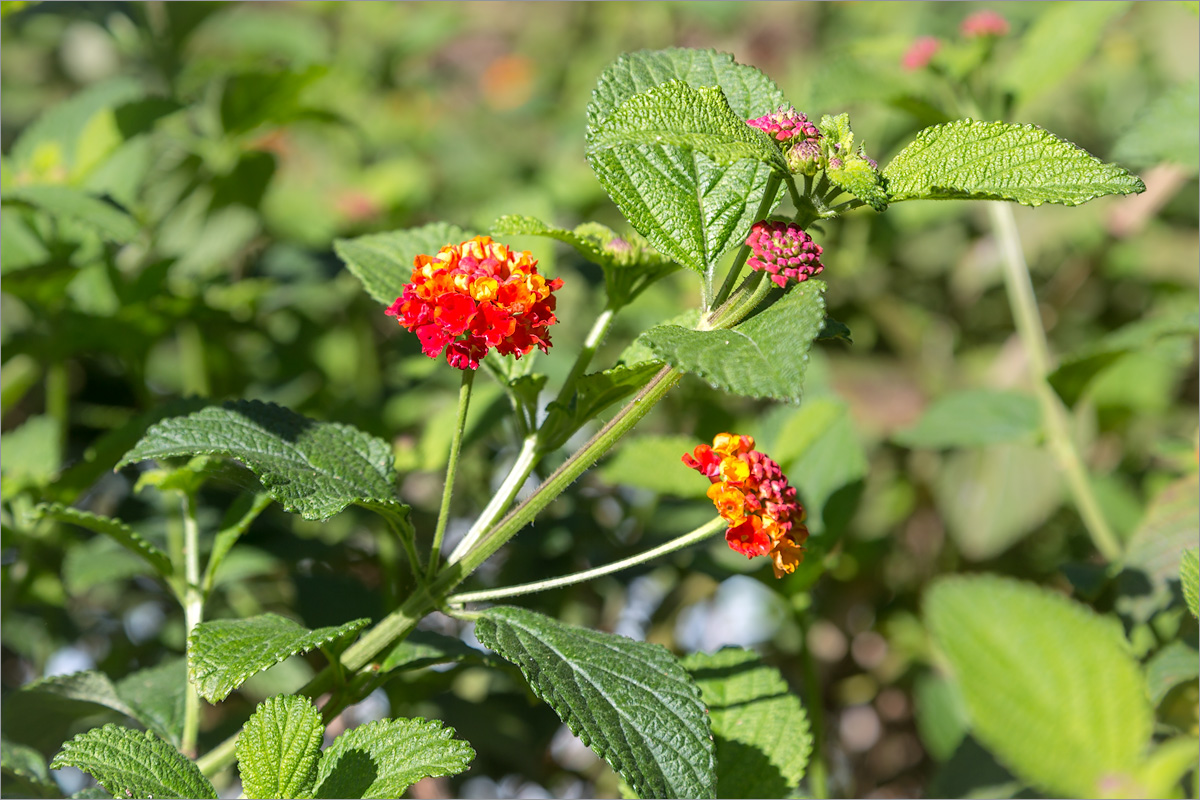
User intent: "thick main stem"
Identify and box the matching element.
[427,368,475,578]
[180,493,204,758]
[989,203,1122,561]
[447,517,726,605]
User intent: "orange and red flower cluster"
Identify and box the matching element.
[387,236,562,370]
[683,433,808,578]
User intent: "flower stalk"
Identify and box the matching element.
[427,368,475,579]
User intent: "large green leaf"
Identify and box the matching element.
[51,724,216,800]
[925,575,1153,797]
[117,400,407,524]
[187,614,369,703]
[682,648,810,799]
[475,606,714,799]
[638,281,826,402]
[883,120,1145,206]
[334,221,471,307]
[4,184,140,242]
[35,502,173,580]
[237,695,324,800]
[893,390,1041,449]
[313,717,474,799]
[115,658,187,748]
[587,48,786,142]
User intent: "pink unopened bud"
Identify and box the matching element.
[747,106,821,144]
[745,221,824,288]
[960,10,1010,37]
[902,36,940,70]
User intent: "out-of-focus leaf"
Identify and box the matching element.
[18,671,139,721]
[682,648,810,799]
[220,66,326,135]
[600,435,711,498]
[51,724,216,799]
[893,390,1041,449]
[0,209,50,272]
[1181,549,1199,619]
[334,221,471,306]
[10,77,142,173]
[539,362,662,452]
[380,630,487,673]
[237,696,324,800]
[313,718,474,799]
[36,503,172,579]
[0,415,61,494]
[1145,641,1199,706]
[1112,81,1200,170]
[115,658,187,749]
[4,185,139,243]
[476,606,715,799]
[925,575,1153,797]
[1118,475,1200,622]
[187,614,369,702]
[785,401,868,537]
[913,671,969,763]
[63,535,157,594]
[883,121,1145,206]
[1,737,57,798]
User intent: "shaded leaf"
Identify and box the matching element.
[1118,474,1200,622]
[1182,549,1199,619]
[883,120,1145,206]
[682,648,810,799]
[334,221,471,307]
[220,66,326,135]
[2,737,56,797]
[380,629,488,673]
[639,281,826,402]
[35,503,172,579]
[4,185,139,243]
[115,658,187,749]
[117,400,407,524]
[51,724,216,799]
[237,695,324,800]
[540,361,663,452]
[188,614,369,703]
[1145,641,1199,706]
[892,390,1040,449]
[20,671,139,722]
[925,575,1153,797]
[1112,80,1200,170]
[475,606,714,799]
[313,718,474,799]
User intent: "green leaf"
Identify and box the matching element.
[1182,549,1199,619]
[912,672,969,763]
[379,629,487,673]
[4,184,139,243]
[1001,3,1131,111]
[20,670,140,721]
[1118,474,1200,622]
[187,614,369,702]
[1112,80,1200,170]
[592,81,786,172]
[237,695,324,800]
[115,658,187,748]
[587,48,786,142]
[334,222,471,306]
[1145,641,1200,706]
[35,503,173,580]
[1048,307,1199,407]
[2,737,56,797]
[925,575,1153,797]
[539,361,663,452]
[475,606,714,799]
[786,401,868,537]
[600,435,711,498]
[220,66,326,135]
[0,414,61,494]
[313,717,474,800]
[51,724,216,799]
[883,120,1145,207]
[63,534,156,594]
[639,280,826,402]
[1134,736,1200,800]
[892,390,1041,449]
[10,76,142,173]
[682,648,810,799]
[116,400,407,524]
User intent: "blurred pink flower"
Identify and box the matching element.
[961,10,1010,37]
[902,36,940,70]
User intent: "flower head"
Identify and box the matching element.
[747,106,821,144]
[902,36,940,70]
[683,433,808,578]
[386,236,563,370]
[960,10,1010,38]
[745,221,824,288]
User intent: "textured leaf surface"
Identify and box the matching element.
[682,648,810,799]
[893,390,1040,449]
[475,606,714,799]
[334,221,471,307]
[883,120,1145,206]
[540,362,663,451]
[117,400,406,523]
[587,48,786,142]
[314,717,474,799]
[35,502,172,579]
[188,614,369,702]
[1118,474,1200,622]
[1182,549,1199,619]
[115,658,187,747]
[51,724,216,799]
[237,695,324,800]
[925,575,1153,797]
[639,281,825,401]
[4,184,139,242]
[21,670,140,721]
[600,435,711,498]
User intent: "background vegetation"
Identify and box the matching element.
[2,2,1197,797]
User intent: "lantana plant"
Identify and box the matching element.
[31,43,1161,800]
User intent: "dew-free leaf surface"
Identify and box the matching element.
[313,717,474,799]
[51,724,216,799]
[237,695,324,800]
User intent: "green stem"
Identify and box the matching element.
[551,304,617,413]
[427,369,475,579]
[180,492,204,759]
[713,173,783,309]
[200,492,272,599]
[989,202,1122,561]
[447,517,726,605]
[446,434,539,565]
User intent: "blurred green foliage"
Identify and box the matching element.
[2,2,1197,797]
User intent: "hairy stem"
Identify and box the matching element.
[550,304,617,414]
[446,434,539,565]
[989,202,1121,561]
[427,368,475,578]
[713,173,782,309]
[180,492,204,759]
[447,517,726,605]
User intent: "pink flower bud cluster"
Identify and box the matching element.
[747,107,820,143]
[745,221,824,288]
